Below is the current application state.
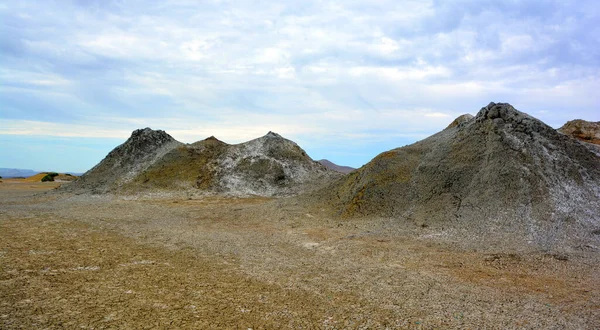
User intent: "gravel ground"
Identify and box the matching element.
[1,182,599,329]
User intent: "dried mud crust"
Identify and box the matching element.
[1,191,599,329]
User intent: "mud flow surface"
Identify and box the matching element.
[1,184,598,329]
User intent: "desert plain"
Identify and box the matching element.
[1,179,598,329]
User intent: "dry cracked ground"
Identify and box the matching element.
[1,180,599,329]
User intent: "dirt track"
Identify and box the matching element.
[1,181,599,329]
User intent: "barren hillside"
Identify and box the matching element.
[66,128,183,194]
[67,130,339,197]
[318,103,600,251]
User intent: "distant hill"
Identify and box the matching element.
[65,129,341,196]
[0,168,83,178]
[317,159,355,174]
[558,119,600,145]
[0,168,38,178]
[23,172,78,182]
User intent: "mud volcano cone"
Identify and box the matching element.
[67,128,183,193]
[66,129,338,197]
[330,102,600,250]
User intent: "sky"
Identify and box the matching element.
[1,0,599,173]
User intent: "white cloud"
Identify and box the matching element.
[255,47,290,64]
[424,112,452,118]
[501,34,535,53]
[1,0,599,169]
[374,37,400,55]
[0,120,131,139]
[0,69,71,87]
[348,65,452,81]
[180,39,216,61]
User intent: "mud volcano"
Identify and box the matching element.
[67,130,338,196]
[327,102,600,250]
